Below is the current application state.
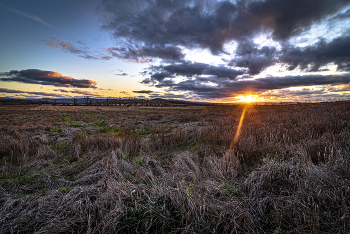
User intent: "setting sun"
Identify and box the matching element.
[236,95,258,103]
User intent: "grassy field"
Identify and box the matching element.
[0,102,349,233]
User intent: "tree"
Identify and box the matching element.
[84,96,93,106]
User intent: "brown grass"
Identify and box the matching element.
[0,102,349,233]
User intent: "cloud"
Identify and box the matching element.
[228,40,277,74]
[149,93,188,99]
[44,37,98,59]
[105,46,185,62]
[148,73,350,99]
[150,72,175,82]
[1,5,53,28]
[327,84,350,92]
[259,88,350,101]
[99,0,350,55]
[43,37,114,60]
[132,90,153,94]
[279,36,350,72]
[140,78,152,84]
[0,69,97,88]
[101,56,113,60]
[54,89,100,96]
[116,73,128,76]
[142,62,245,84]
[0,88,65,97]
[142,46,185,61]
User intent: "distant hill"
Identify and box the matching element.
[0,97,216,106]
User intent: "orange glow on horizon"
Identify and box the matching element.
[236,95,259,103]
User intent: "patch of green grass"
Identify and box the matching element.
[99,126,120,133]
[65,174,76,181]
[62,118,82,127]
[17,192,31,199]
[186,175,197,196]
[93,122,106,127]
[0,171,40,185]
[58,186,72,194]
[151,155,166,166]
[139,128,150,135]
[117,195,183,234]
[188,140,199,152]
[135,157,143,167]
[61,113,70,118]
[41,188,48,195]
[160,121,172,124]
[50,127,62,132]
[81,129,92,135]
[83,112,97,118]
[0,172,19,180]
[17,174,39,185]
[222,182,241,196]
[51,142,68,153]
[83,112,106,121]
[63,156,79,165]
[149,136,160,142]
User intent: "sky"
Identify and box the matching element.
[1,0,350,103]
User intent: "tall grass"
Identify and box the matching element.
[0,102,349,233]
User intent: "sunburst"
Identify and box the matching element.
[237,95,257,103]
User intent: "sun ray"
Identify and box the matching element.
[227,105,248,154]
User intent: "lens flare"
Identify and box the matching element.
[227,105,248,154]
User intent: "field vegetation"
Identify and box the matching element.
[0,102,349,233]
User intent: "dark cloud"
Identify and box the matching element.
[152,62,244,79]
[141,62,245,86]
[132,90,153,94]
[99,0,350,54]
[105,46,185,62]
[142,46,185,61]
[155,79,177,88]
[150,72,175,82]
[0,88,66,97]
[149,73,350,99]
[228,40,277,74]
[279,36,350,72]
[0,69,97,88]
[247,0,349,41]
[328,8,350,22]
[117,73,128,76]
[140,78,152,85]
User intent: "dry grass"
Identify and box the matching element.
[0,102,349,233]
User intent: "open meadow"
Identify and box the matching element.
[0,102,350,233]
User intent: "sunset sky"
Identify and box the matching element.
[1,0,350,102]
